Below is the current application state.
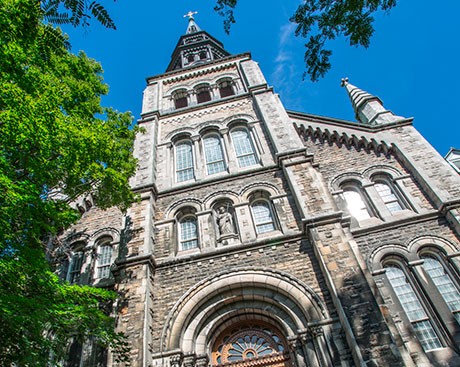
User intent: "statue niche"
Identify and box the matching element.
[213,201,238,245]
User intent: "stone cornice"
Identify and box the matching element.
[295,123,394,156]
[146,53,251,84]
[155,233,303,269]
[351,211,442,237]
[288,110,413,132]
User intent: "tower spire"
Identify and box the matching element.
[166,13,230,72]
[184,11,201,34]
[341,77,405,125]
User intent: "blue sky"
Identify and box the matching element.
[64,1,460,155]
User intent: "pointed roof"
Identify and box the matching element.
[341,77,405,125]
[185,12,201,34]
[166,12,231,72]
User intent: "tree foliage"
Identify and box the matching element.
[41,0,116,29]
[0,0,138,364]
[214,0,397,81]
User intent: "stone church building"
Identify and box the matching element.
[58,16,460,367]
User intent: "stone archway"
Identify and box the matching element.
[159,268,334,367]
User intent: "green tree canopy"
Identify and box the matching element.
[214,0,397,81]
[0,0,137,364]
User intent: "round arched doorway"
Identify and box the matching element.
[211,322,292,367]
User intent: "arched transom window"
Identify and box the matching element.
[212,323,288,366]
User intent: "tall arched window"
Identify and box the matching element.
[196,84,212,103]
[68,250,84,284]
[179,216,198,251]
[172,89,188,109]
[231,128,258,168]
[203,134,226,175]
[385,265,442,351]
[175,141,194,183]
[342,186,372,220]
[218,79,235,98]
[422,256,460,324]
[96,239,113,279]
[374,179,404,213]
[251,200,275,234]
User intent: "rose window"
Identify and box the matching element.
[212,324,287,365]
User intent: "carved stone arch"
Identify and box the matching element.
[197,122,224,135]
[239,182,280,201]
[64,231,90,245]
[362,165,404,181]
[191,79,213,90]
[223,113,257,127]
[368,244,412,273]
[166,84,192,98]
[203,190,240,209]
[407,235,459,256]
[160,267,329,354]
[91,227,120,243]
[214,72,239,84]
[329,172,363,192]
[165,129,194,142]
[165,198,204,219]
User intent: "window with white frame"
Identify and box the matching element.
[179,216,199,251]
[203,134,226,175]
[68,250,84,284]
[422,256,460,324]
[342,186,372,221]
[231,128,258,168]
[251,200,276,234]
[96,240,113,279]
[175,141,194,183]
[385,265,442,351]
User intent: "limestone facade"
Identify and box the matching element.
[57,19,460,367]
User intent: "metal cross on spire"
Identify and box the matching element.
[184,11,198,20]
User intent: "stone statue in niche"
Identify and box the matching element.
[216,205,235,235]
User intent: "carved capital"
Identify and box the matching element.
[287,336,299,350]
[170,353,183,367]
[183,353,196,367]
[195,354,209,367]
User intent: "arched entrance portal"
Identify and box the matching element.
[212,322,291,367]
[160,269,335,367]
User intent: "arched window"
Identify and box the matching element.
[196,84,211,103]
[385,265,442,351]
[172,89,188,109]
[422,256,460,324]
[179,216,198,251]
[199,51,207,60]
[203,134,226,175]
[187,54,195,63]
[96,239,113,279]
[342,186,372,220]
[212,323,287,365]
[373,176,404,213]
[251,200,276,234]
[218,79,235,98]
[175,141,194,183]
[68,250,84,284]
[231,128,258,168]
